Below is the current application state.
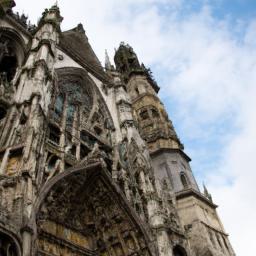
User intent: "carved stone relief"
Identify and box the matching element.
[36,165,153,256]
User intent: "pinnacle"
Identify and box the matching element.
[105,49,112,70]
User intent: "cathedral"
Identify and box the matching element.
[0,1,235,255]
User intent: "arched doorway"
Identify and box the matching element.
[33,161,154,256]
[173,245,187,256]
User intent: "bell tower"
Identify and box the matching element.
[114,43,235,256]
[114,44,183,150]
[114,43,199,193]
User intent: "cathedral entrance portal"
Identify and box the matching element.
[34,160,154,256]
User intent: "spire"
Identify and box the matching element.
[203,183,213,202]
[105,50,112,70]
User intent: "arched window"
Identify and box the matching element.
[66,104,75,126]
[0,39,17,82]
[180,172,189,189]
[0,29,25,84]
[151,107,160,118]
[48,124,61,144]
[135,86,139,96]
[139,109,149,120]
[0,231,20,256]
[208,230,216,247]
[47,155,59,173]
[173,245,187,256]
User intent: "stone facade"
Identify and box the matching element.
[0,2,235,256]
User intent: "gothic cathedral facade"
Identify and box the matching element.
[0,2,235,256]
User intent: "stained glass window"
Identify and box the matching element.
[54,94,64,120]
[66,104,75,126]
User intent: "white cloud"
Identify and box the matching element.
[14,1,256,255]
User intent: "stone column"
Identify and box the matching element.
[147,198,173,256]
[0,148,10,174]
[21,227,33,256]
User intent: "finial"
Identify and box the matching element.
[203,183,207,194]
[105,49,112,70]
[203,183,213,202]
[50,0,60,10]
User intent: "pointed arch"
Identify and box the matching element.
[53,67,114,144]
[0,27,26,82]
[31,160,155,255]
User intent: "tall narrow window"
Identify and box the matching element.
[139,109,149,120]
[49,124,61,145]
[47,155,59,173]
[54,94,64,118]
[0,40,17,82]
[135,86,139,96]
[151,108,159,118]
[66,104,75,126]
[180,172,189,189]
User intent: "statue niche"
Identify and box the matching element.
[0,29,25,101]
[0,37,17,82]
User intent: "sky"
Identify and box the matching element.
[14,0,256,255]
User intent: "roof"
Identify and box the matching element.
[59,24,110,83]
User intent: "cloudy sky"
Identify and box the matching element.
[15,0,255,255]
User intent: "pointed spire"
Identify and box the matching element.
[203,183,213,202]
[105,49,112,70]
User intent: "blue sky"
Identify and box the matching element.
[15,1,256,255]
[211,0,256,20]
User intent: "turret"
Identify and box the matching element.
[115,43,235,256]
[114,43,199,194]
